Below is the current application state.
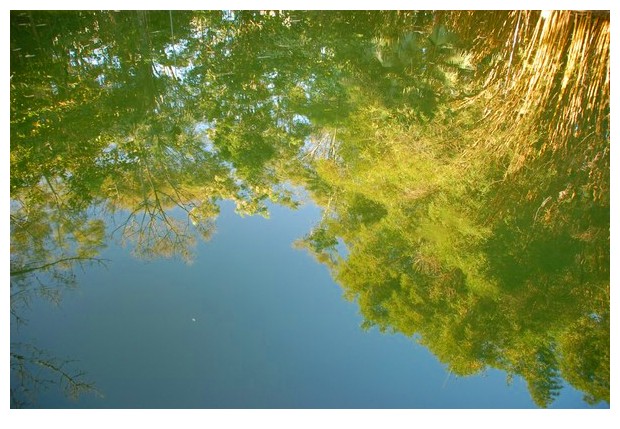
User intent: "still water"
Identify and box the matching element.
[10,11,609,408]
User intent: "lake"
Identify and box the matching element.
[9,10,610,409]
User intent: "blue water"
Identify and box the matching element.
[10,199,600,409]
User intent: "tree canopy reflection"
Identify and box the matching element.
[10,10,609,408]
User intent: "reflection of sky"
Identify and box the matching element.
[76,35,195,84]
[10,200,605,409]
[9,12,610,410]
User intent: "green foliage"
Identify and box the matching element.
[292,13,608,408]
[10,10,608,408]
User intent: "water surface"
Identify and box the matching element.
[10,10,610,409]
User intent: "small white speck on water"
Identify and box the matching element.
[191,318,196,322]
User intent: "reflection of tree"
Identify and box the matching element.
[10,343,101,408]
[10,179,108,324]
[11,10,304,262]
[294,11,608,407]
[102,125,218,263]
[448,11,609,161]
[299,176,608,407]
[11,10,609,408]
[10,11,320,407]
[10,183,106,407]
